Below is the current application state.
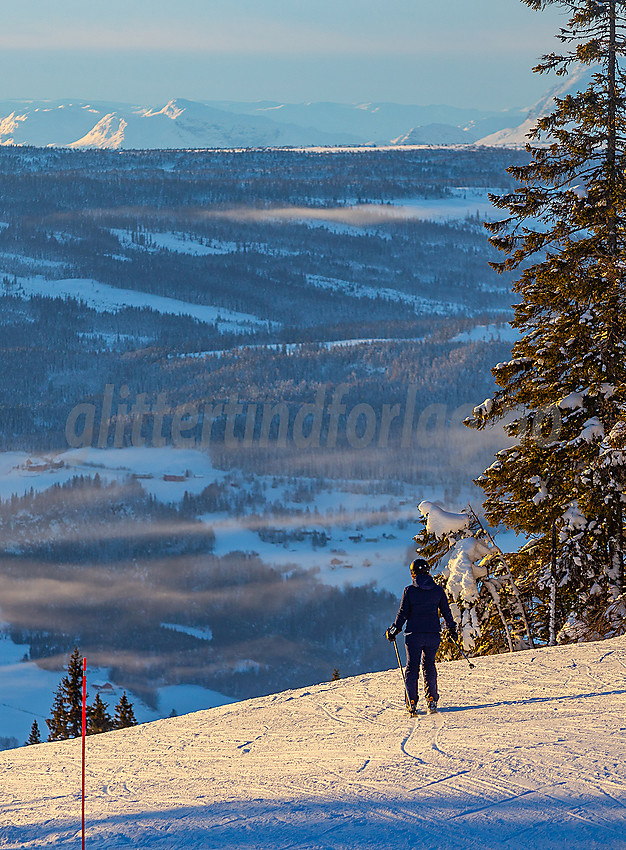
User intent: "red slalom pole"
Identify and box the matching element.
[82,656,87,850]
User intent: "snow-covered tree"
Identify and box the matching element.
[466,0,626,642]
[414,502,533,654]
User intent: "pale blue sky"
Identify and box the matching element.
[1,0,566,108]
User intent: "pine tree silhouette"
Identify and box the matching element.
[46,646,84,741]
[113,691,137,729]
[46,688,70,741]
[64,647,84,738]
[26,720,41,746]
[87,693,113,735]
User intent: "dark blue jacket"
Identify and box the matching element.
[393,574,456,636]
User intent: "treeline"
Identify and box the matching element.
[0,146,526,213]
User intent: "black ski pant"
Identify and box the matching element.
[405,633,440,704]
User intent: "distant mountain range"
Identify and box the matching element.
[0,98,528,150]
[0,74,591,150]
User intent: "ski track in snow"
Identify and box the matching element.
[1,636,626,848]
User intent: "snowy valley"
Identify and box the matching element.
[0,143,526,744]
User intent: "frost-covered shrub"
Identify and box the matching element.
[415,501,524,654]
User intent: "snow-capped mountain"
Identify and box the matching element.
[392,123,474,145]
[210,100,527,145]
[477,66,595,146]
[0,98,526,149]
[0,99,354,149]
[2,634,625,847]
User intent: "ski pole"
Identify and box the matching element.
[452,636,476,669]
[391,637,412,708]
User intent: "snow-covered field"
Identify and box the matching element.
[0,447,221,503]
[111,228,239,256]
[2,635,625,848]
[452,323,520,344]
[112,228,299,259]
[4,275,263,332]
[306,273,462,315]
[387,187,498,221]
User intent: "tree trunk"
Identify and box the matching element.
[550,521,557,646]
[483,579,515,653]
[607,0,617,255]
[468,504,536,647]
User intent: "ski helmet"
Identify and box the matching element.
[410,558,430,576]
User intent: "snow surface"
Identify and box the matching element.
[559,391,586,411]
[419,501,470,537]
[441,537,491,605]
[160,623,213,642]
[579,417,605,443]
[5,275,264,332]
[2,635,625,848]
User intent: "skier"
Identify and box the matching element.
[386,558,457,715]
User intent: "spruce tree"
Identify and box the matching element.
[63,646,85,738]
[46,688,70,742]
[467,0,626,643]
[113,691,137,729]
[87,693,113,735]
[46,646,84,741]
[26,720,42,746]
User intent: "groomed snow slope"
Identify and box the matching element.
[2,636,626,849]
